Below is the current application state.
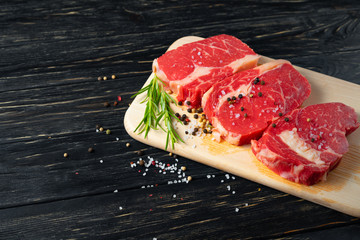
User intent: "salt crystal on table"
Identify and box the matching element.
[235,208,239,212]
[114,189,118,193]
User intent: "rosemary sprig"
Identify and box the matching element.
[132,75,184,150]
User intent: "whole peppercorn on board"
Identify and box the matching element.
[124,36,360,217]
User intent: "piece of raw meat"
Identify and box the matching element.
[251,103,359,185]
[153,34,259,108]
[202,60,311,145]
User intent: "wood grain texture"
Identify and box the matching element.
[1,0,360,239]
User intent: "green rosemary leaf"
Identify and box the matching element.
[133,75,183,150]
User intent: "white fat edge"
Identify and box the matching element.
[256,146,278,162]
[279,171,299,183]
[152,59,170,83]
[279,128,325,165]
[255,59,290,75]
[168,65,213,86]
[228,54,260,73]
[201,86,213,109]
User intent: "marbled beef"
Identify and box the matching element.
[202,60,311,145]
[153,34,259,108]
[251,103,359,185]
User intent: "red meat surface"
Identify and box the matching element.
[153,34,259,108]
[251,103,359,185]
[202,60,311,145]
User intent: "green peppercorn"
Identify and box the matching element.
[249,94,253,98]
[261,80,265,85]
[284,117,289,122]
[244,113,248,118]
[106,129,111,134]
[258,92,262,97]
[232,96,236,100]
[241,107,244,111]
[278,112,283,117]
[311,138,315,142]
[227,97,231,102]
[185,101,191,106]
[272,123,276,128]
[178,101,183,106]
[194,114,198,119]
[238,94,243,99]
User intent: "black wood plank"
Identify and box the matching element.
[0,176,358,240]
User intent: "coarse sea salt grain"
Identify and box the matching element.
[114,189,118,193]
[119,206,123,210]
[235,208,239,212]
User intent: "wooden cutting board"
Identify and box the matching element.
[124,36,360,217]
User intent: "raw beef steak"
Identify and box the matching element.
[251,103,359,185]
[202,60,311,145]
[153,34,259,108]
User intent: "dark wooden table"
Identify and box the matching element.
[1,1,360,239]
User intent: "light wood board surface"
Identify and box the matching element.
[124,36,360,217]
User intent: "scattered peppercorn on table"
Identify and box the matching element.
[1,1,360,239]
